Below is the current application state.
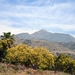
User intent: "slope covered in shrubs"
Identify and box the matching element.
[0,32,75,75]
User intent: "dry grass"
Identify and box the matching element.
[0,68,70,75]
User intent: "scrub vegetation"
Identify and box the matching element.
[0,32,75,75]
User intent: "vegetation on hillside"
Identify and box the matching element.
[0,32,75,75]
[22,39,75,56]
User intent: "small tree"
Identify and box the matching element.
[0,32,15,61]
[1,32,15,48]
[0,40,8,61]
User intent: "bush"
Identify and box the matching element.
[54,54,75,74]
[5,44,54,70]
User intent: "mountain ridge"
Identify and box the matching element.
[15,29,75,43]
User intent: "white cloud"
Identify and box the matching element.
[0,0,75,36]
[0,24,37,35]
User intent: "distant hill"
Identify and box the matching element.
[15,33,31,39]
[15,29,75,42]
[57,42,75,51]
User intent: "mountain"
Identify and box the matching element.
[14,33,75,57]
[15,33,31,39]
[15,29,75,42]
[31,29,51,39]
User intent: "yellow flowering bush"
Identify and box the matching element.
[5,44,54,70]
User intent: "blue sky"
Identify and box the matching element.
[0,0,75,37]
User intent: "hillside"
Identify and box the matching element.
[0,32,75,75]
[15,38,75,55]
[15,29,75,42]
[57,42,75,51]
